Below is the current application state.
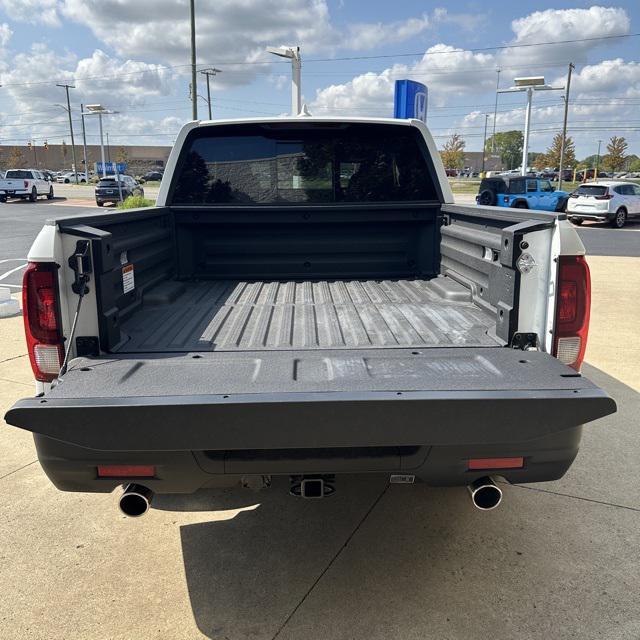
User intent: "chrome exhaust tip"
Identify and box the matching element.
[468,476,502,511]
[119,483,153,517]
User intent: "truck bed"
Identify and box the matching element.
[115,278,499,353]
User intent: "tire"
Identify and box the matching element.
[478,189,496,206]
[96,201,104,207]
[29,187,37,202]
[611,208,627,229]
[64,178,70,183]
[570,218,584,225]
[47,187,54,200]
[513,200,528,209]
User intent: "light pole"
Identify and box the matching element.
[558,62,574,191]
[491,68,500,153]
[594,139,602,181]
[267,45,301,115]
[481,113,490,175]
[498,76,564,176]
[84,104,118,178]
[190,0,197,120]
[199,68,222,120]
[80,103,89,182]
[56,83,79,184]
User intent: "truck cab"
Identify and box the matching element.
[477,175,569,212]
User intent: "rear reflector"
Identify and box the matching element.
[468,457,524,470]
[97,465,156,478]
[552,255,591,371]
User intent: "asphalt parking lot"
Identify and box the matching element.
[1,195,639,639]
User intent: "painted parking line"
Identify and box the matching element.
[0,258,29,264]
[0,263,28,281]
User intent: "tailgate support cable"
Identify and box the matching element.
[59,240,92,378]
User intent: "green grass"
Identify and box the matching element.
[117,195,155,209]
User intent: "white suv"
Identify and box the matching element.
[567,181,640,228]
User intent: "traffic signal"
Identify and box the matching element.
[44,140,48,150]
[27,141,32,149]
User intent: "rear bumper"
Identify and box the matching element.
[567,209,614,222]
[33,426,584,494]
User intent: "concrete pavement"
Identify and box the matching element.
[0,239,638,639]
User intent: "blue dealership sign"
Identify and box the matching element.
[393,80,428,122]
[96,161,127,174]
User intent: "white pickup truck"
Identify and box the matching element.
[0,169,53,202]
[5,117,616,517]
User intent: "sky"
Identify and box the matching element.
[0,1,639,159]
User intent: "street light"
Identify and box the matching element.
[267,45,301,115]
[56,83,79,184]
[498,76,564,176]
[199,68,222,120]
[83,104,118,178]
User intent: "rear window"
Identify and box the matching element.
[6,170,32,179]
[575,185,607,196]
[171,123,438,205]
[97,179,119,187]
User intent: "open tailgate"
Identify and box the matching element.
[5,347,615,451]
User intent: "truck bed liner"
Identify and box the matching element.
[115,278,499,353]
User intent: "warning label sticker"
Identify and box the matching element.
[122,264,135,294]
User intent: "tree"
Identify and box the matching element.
[440,133,465,169]
[603,136,628,172]
[116,146,129,165]
[542,132,576,169]
[529,152,547,169]
[485,130,523,170]
[627,156,640,172]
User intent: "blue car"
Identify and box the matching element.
[476,175,569,212]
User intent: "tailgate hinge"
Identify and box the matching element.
[68,239,92,295]
[510,332,539,351]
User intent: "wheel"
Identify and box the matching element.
[478,189,496,206]
[64,178,70,183]
[611,208,627,228]
[514,201,528,208]
[29,187,37,202]
[570,218,584,225]
[80,178,86,183]
[96,201,104,207]
[47,187,54,200]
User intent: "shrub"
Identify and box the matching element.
[117,195,155,209]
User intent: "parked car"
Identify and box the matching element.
[476,175,569,211]
[566,181,640,228]
[142,170,163,182]
[0,169,53,202]
[57,172,87,184]
[575,169,607,182]
[95,175,144,206]
[4,116,615,518]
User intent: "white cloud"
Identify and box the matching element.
[0,0,61,26]
[346,15,431,51]
[0,22,12,47]
[563,58,640,98]
[312,44,496,114]
[501,6,630,68]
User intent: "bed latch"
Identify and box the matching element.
[510,332,539,351]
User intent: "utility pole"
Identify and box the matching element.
[481,113,490,175]
[57,83,79,184]
[557,62,574,191]
[199,68,222,120]
[190,0,198,120]
[80,103,89,181]
[491,68,501,152]
[31,140,38,166]
[594,139,602,181]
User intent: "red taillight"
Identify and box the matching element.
[22,262,64,382]
[595,190,613,200]
[503,196,510,203]
[553,255,590,371]
[97,465,156,478]
[468,457,524,470]
[24,180,29,189]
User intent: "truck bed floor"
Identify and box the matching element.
[115,279,499,353]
